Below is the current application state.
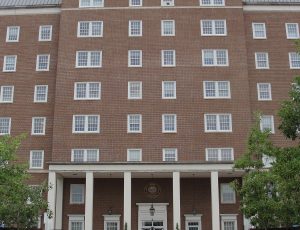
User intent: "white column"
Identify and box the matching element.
[124,172,132,230]
[173,171,181,230]
[85,172,94,230]
[211,171,220,230]
[55,175,64,230]
[47,172,56,230]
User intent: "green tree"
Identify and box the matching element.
[0,135,51,229]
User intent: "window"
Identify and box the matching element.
[255,52,269,69]
[162,81,176,99]
[162,50,176,67]
[76,51,102,68]
[0,86,14,103]
[203,81,230,99]
[162,114,177,133]
[74,82,101,100]
[70,184,85,204]
[127,149,142,161]
[289,52,300,69]
[161,0,174,6]
[163,148,178,161]
[128,82,142,99]
[31,117,46,135]
[39,25,52,41]
[104,215,121,230]
[128,50,142,67]
[221,215,237,230]
[200,0,225,6]
[262,154,275,168]
[201,20,227,36]
[71,149,99,162]
[252,23,266,39]
[206,148,234,161]
[73,115,100,133]
[204,114,232,132]
[130,0,142,6]
[3,55,17,72]
[69,215,84,230]
[202,50,228,66]
[78,21,103,37]
[185,215,202,230]
[79,0,104,7]
[286,23,299,39]
[36,54,50,71]
[34,85,48,103]
[161,20,175,36]
[29,150,44,169]
[129,20,142,36]
[127,114,142,133]
[260,115,275,133]
[220,183,236,203]
[257,83,272,101]
[6,26,20,42]
[0,117,11,135]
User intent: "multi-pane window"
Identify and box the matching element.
[69,215,84,230]
[162,114,177,133]
[31,117,46,135]
[71,149,99,162]
[3,55,17,72]
[161,0,174,6]
[78,21,103,37]
[162,81,176,99]
[163,148,178,161]
[286,23,299,39]
[0,86,14,103]
[203,81,230,99]
[252,23,266,39]
[79,0,104,7]
[29,150,44,169]
[200,0,225,6]
[34,85,48,103]
[289,52,300,69]
[257,83,272,101]
[255,52,269,69]
[70,184,85,204]
[162,50,176,67]
[206,148,234,161]
[39,25,52,41]
[221,215,237,230]
[76,51,102,68]
[260,115,275,133]
[36,55,50,71]
[185,216,202,230]
[129,20,142,36]
[201,20,227,36]
[220,183,236,203]
[0,117,11,135]
[74,82,101,100]
[73,115,100,133]
[128,81,142,99]
[127,149,142,161]
[129,0,142,6]
[161,20,175,36]
[6,26,20,42]
[127,114,142,133]
[205,114,232,132]
[104,216,120,230]
[202,50,228,66]
[128,50,142,67]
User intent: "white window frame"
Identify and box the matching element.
[127,149,142,162]
[220,183,236,204]
[128,81,142,99]
[162,114,177,133]
[129,20,142,37]
[128,50,142,67]
[252,23,267,39]
[161,0,175,6]
[200,0,225,6]
[79,0,104,7]
[260,115,275,134]
[202,49,229,67]
[72,115,100,134]
[203,81,231,99]
[36,54,50,71]
[185,214,202,230]
[285,23,299,39]
[255,52,269,69]
[70,184,85,204]
[103,215,121,230]
[205,148,234,161]
[3,55,17,72]
[204,114,232,132]
[127,114,142,133]
[220,214,238,230]
[0,86,14,103]
[161,20,175,36]
[161,50,176,67]
[29,150,44,169]
[163,148,178,161]
[162,81,176,99]
[129,0,143,6]
[200,20,227,36]
[6,26,20,42]
[289,52,300,69]
[257,83,272,101]
[74,82,101,100]
[39,25,53,41]
[76,51,102,68]
[71,149,100,162]
[68,215,85,230]
[34,85,48,103]
[77,21,103,38]
[31,117,46,135]
[0,117,11,135]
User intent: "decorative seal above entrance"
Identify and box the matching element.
[144,183,161,199]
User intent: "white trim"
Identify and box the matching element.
[200,20,227,36]
[128,81,142,99]
[257,83,272,101]
[3,55,17,72]
[220,183,236,204]
[204,113,232,132]
[128,20,142,37]
[72,115,100,134]
[29,150,44,169]
[205,148,234,161]
[0,117,11,135]
[70,184,85,204]
[34,85,48,103]
[128,50,142,67]
[285,23,300,39]
[103,215,121,230]
[127,114,142,133]
[289,52,300,69]
[161,50,176,67]
[74,82,101,100]
[162,114,177,133]
[185,214,202,230]
[252,22,267,39]
[243,5,300,12]
[76,51,102,68]
[68,215,85,230]
[129,0,143,6]
[161,20,175,36]
[36,54,50,71]
[0,85,14,103]
[255,52,269,69]
[31,117,46,135]
[127,149,142,162]
[6,26,20,42]
[220,214,238,230]
[163,148,178,161]
[71,149,100,162]
[203,81,231,99]
[77,21,103,38]
[39,25,53,41]
[162,81,176,99]
[202,49,229,67]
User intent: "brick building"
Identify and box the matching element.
[0,0,299,229]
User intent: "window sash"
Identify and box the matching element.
[74,82,101,100]
[78,21,103,37]
[31,117,46,135]
[76,51,102,68]
[39,25,52,41]
[3,55,17,72]
[163,148,178,161]
[6,26,20,42]
[128,50,142,67]
[204,81,230,99]
[127,149,142,161]
[161,0,174,6]
[79,0,104,7]
[161,20,175,36]
[72,149,99,162]
[257,83,272,100]
[127,115,142,133]
[128,82,142,99]
[70,184,85,204]
[260,115,274,133]
[162,114,177,132]
[36,55,50,71]
[34,85,48,102]
[201,20,226,36]
[206,148,234,161]
[286,23,299,39]
[162,81,176,99]
[129,20,142,36]
[162,50,176,67]
[252,23,266,39]
[0,86,14,103]
[30,150,44,169]
[202,50,228,66]
[255,52,269,69]
[289,52,300,69]
[205,114,232,132]
[73,115,100,133]
[200,0,225,6]
[0,117,11,135]
[129,0,142,6]
[220,184,236,203]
